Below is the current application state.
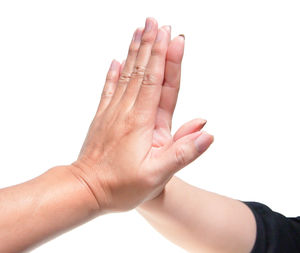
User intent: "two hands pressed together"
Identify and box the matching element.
[0,18,257,253]
[70,17,213,212]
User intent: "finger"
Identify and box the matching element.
[120,17,158,107]
[96,59,121,114]
[161,25,172,43]
[173,118,207,141]
[156,35,185,130]
[120,60,125,73]
[159,131,214,175]
[108,27,144,107]
[132,26,171,125]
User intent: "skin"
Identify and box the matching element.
[0,17,214,252]
[138,177,257,253]
[136,21,257,253]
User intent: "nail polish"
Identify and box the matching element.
[179,34,185,40]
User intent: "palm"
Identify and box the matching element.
[150,35,207,162]
[151,36,183,151]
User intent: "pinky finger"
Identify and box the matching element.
[120,60,125,73]
[97,59,121,115]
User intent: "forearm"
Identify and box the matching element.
[0,165,99,253]
[137,176,257,253]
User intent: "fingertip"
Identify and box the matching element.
[210,133,215,143]
[109,59,120,71]
[178,34,185,41]
[144,17,158,34]
[145,17,158,26]
[120,60,125,73]
[195,131,214,153]
[161,25,171,34]
[202,131,214,141]
[166,36,185,63]
[196,118,207,126]
[133,27,144,42]
[161,25,171,42]
[137,26,145,33]
[176,34,185,45]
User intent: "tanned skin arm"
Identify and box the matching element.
[0,18,213,252]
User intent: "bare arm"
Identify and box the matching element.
[0,166,98,253]
[135,25,256,253]
[137,176,257,253]
[0,18,214,252]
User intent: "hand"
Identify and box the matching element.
[70,17,214,213]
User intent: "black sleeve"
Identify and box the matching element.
[242,201,300,253]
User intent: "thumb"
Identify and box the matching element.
[160,131,214,174]
[173,118,207,141]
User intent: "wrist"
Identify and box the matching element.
[137,176,179,212]
[68,158,110,214]
[1,165,105,252]
[50,164,105,215]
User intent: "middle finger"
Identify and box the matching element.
[120,17,158,107]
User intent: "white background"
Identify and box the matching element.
[0,1,300,252]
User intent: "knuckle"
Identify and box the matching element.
[175,145,186,168]
[164,80,180,89]
[101,89,114,98]
[119,72,131,84]
[151,45,165,56]
[128,46,138,57]
[140,36,152,46]
[131,65,146,79]
[142,72,161,86]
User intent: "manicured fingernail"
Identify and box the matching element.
[134,28,143,42]
[145,18,154,32]
[155,29,164,42]
[109,60,118,71]
[179,34,185,40]
[195,131,213,153]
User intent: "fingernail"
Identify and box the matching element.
[109,60,118,71]
[162,25,171,33]
[179,34,185,40]
[134,28,143,42]
[195,131,213,153]
[155,29,164,42]
[145,18,154,32]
